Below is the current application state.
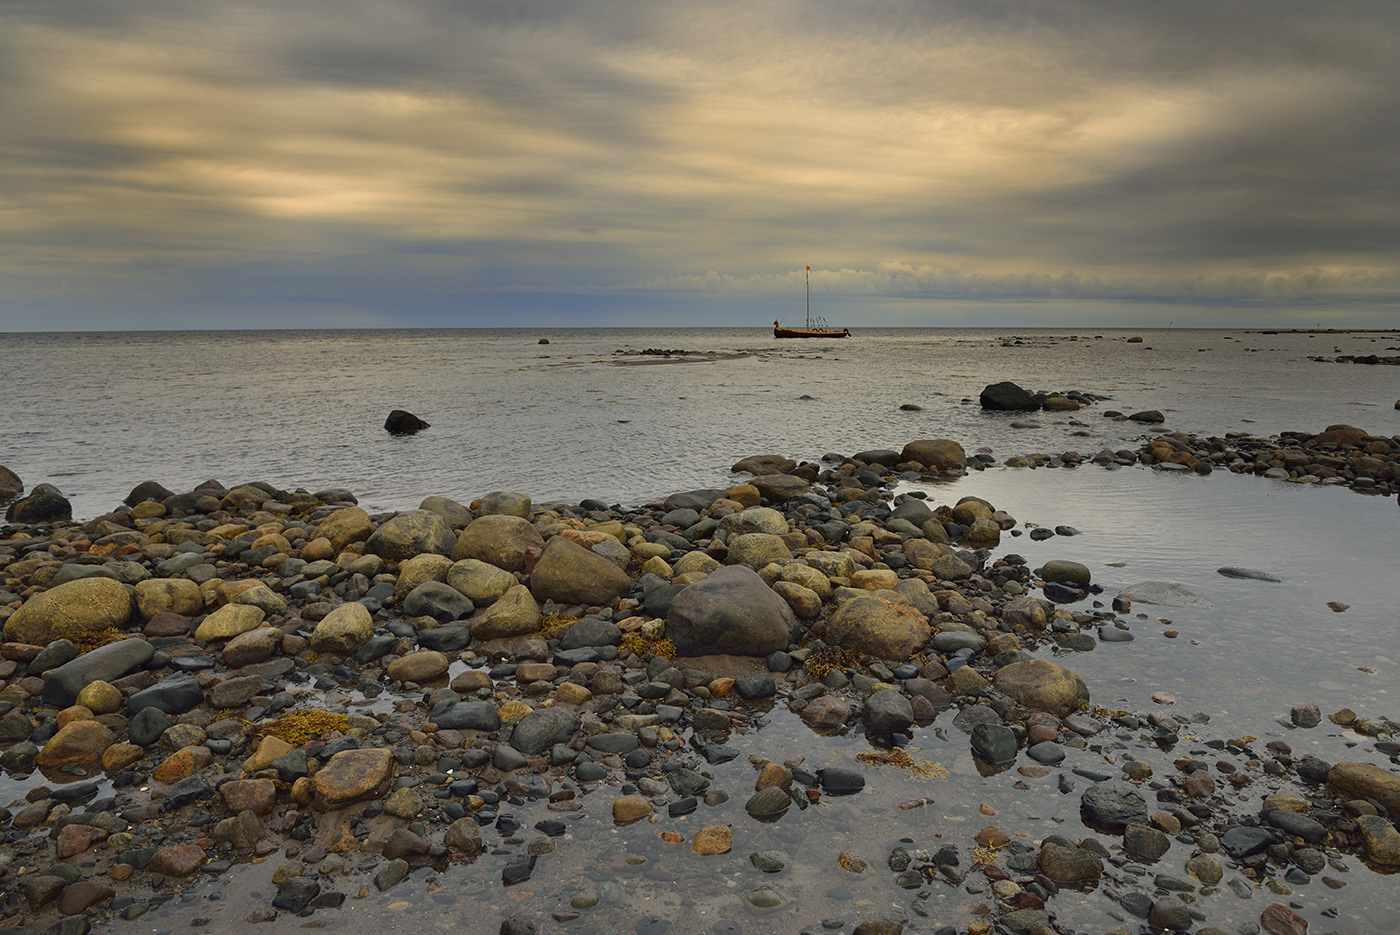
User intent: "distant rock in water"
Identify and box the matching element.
[1217,566,1282,583]
[980,381,1041,411]
[385,410,430,435]
[0,465,22,500]
[538,338,550,345]
[5,483,71,523]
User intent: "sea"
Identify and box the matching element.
[3,327,1398,934]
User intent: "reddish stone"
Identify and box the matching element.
[55,823,107,859]
[1183,770,1216,798]
[982,863,1011,881]
[57,880,114,915]
[1261,902,1308,935]
[143,612,191,637]
[148,844,206,876]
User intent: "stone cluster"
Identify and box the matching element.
[0,445,1395,934]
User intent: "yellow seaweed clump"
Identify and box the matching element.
[246,710,350,746]
[855,747,948,779]
[538,613,580,634]
[620,634,676,662]
[50,623,130,653]
[803,645,862,680]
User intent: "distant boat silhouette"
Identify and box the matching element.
[773,267,849,338]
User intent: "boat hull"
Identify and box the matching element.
[773,327,850,339]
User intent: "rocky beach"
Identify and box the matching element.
[1,418,1397,935]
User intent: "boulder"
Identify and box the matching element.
[717,507,789,536]
[1315,424,1366,447]
[1116,581,1211,608]
[126,674,204,716]
[223,627,282,668]
[402,581,475,621]
[125,480,175,505]
[665,565,798,656]
[1038,842,1103,883]
[1327,762,1400,814]
[511,706,578,756]
[451,514,545,572]
[529,538,632,606]
[979,382,1042,411]
[900,439,966,472]
[1128,410,1165,424]
[465,585,541,641]
[747,474,811,501]
[824,595,930,660]
[392,554,455,601]
[41,638,155,707]
[1081,780,1149,831]
[476,491,532,518]
[862,690,914,735]
[418,495,472,529]
[384,409,429,434]
[724,533,792,570]
[993,659,1090,718]
[194,603,265,642]
[1041,560,1091,587]
[447,559,517,605]
[36,719,116,782]
[312,748,395,810]
[314,506,374,552]
[0,464,21,499]
[134,579,204,620]
[309,603,374,654]
[3,577,133,646]
[387,650,449,683]
[731,454,797,476]
[4,484,71,523]
[366,509,455,562]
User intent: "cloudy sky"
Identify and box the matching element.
[2,0,1397,330]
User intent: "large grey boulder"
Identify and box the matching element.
[1081,780,1149,831]
[511,706,578,756]
[665,565,798,656]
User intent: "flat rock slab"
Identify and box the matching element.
[1116,581,1212,608]
[312,748,394,811]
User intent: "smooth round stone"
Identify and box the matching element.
[1098,626,1135,642]
[1026,741,1065,765]
[747,888,784,909]
[750,851,785,873]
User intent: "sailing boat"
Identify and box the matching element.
[773,266,850,338]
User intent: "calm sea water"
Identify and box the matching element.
[4,327,1398,934]
[3,327,1397,518]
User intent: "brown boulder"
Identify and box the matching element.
[312,747,394,810]
[529,537,632,606]
[900,439,967,472]
[451,514,544,572]
[993,659,1090,718]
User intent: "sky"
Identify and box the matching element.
[1,0,1398,330]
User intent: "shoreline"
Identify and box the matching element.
[1,440,1397,935]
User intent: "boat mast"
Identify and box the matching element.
[805,266,811,329]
